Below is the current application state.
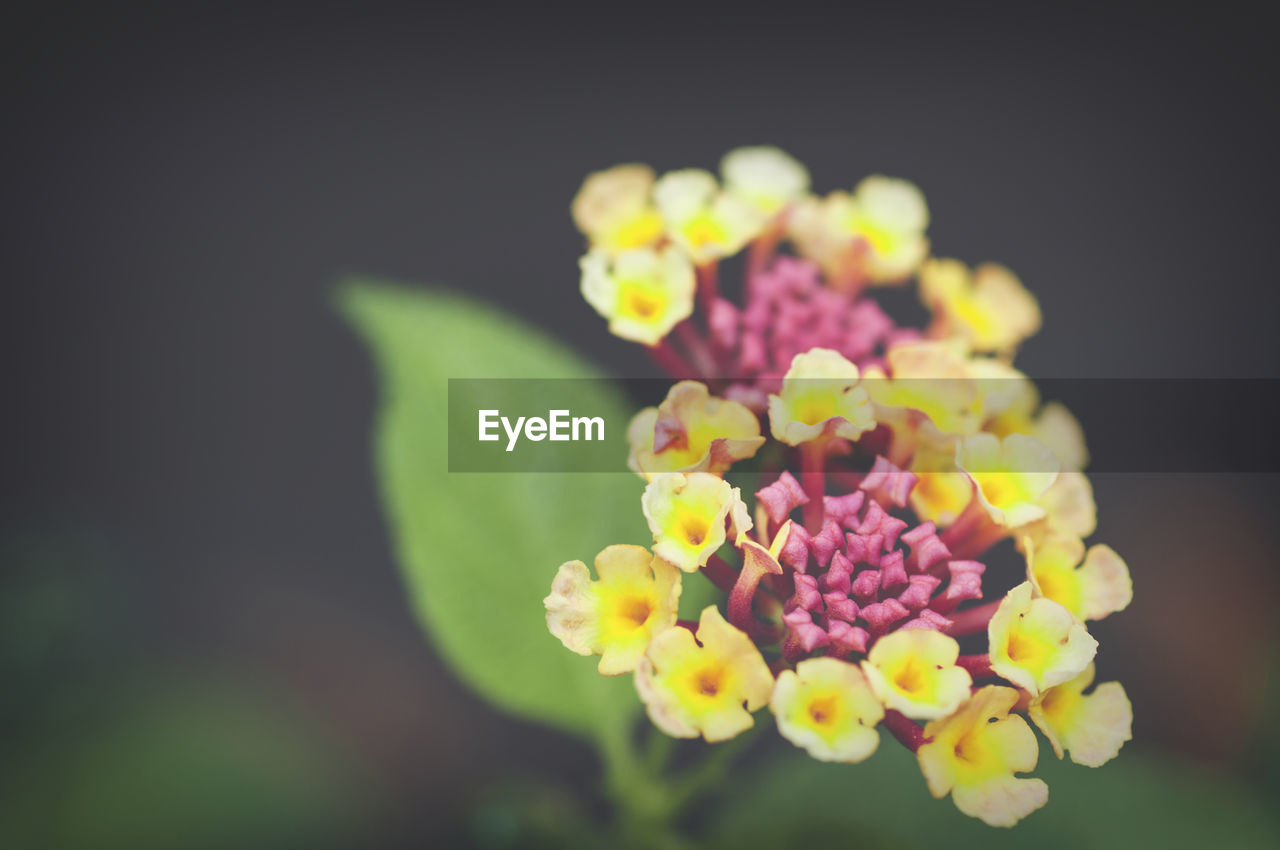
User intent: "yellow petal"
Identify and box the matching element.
[635,606,774,742]
[921,259,1040,352]
[571,163,664,253]
[1029,663,1133,766]
[642,472,735,572]
[544,545,682,675]
[768,348,875,445]
[988,582,1097,695]
[918,686,1048,828]
[654,168,763,263]
[626,381,765,478]
[957,433,1059,529]
[720,146,810,215]
[861,630,972,720]
[580,247,696,346]
[771,657,883,762]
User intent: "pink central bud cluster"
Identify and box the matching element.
[755,461,987,663]
[703,257,917,407]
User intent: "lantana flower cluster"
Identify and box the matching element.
[546,147,1133,827]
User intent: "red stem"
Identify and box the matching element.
[702,553,739,594]
[882,710,927,752]
[746,221,783,286]
[646,339,693,378]
[945,600,1002,637]
[696,261,720,314]
[939,494,1008,560]
[674,319,716,377]
[957,653,994,678]
[800,442,827,534]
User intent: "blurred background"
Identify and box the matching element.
[3,2,1278,847]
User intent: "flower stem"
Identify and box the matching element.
[801,441,826,534]
[945,600,1001,637]
[696,261,720,314]
[957,653,994,678]
[647,339,693,378]
[882,709,927,752]
[939,494,1007,559]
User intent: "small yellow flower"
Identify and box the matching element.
[988,581,1097,695]
[909,461,973,527]
[956,433,1059,529]
[1028,663,1133,767]
[920,259,1041,352]
[861,629,972,720]
[719,146,810,216]
[771,657,884,763]
[642,473,739,572]
[653,169,763,264]
[571,163,665,253]
[788,176,930,284]
[1029,402,1089,472]
[580,247,696,346]
[768,348,875,445]
[970,358,1088,471]
[1024,535,1132,622]
[635,605,774,742]
[544,545,682,675]
[626,381,765,478]
[847,176,931,283]
[918,686,1049,827]
[1021,471,1098,544]
[863,340,983,438]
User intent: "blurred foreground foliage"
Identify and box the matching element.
[0,534,372,850]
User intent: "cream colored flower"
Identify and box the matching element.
[635,606,774,742]
[653,169,763,264]
[768,348,875,445]
[771,657,883,762]
[920,259,1041,352]
[988,581,1097,695]
[544,545,682,675]
[720,146,810,216]
[580,246,695,345]
[571,163,665,253]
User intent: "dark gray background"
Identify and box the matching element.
[3,3,1278,847]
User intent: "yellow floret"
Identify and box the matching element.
[861,629,972,720]
[544,544,682,675]
[771,657,884,762]
[626,381,765,478]
[580,247,696,346]
[635,606,775,742]
[768,348,875,446]
[642,473,739,572]
[988,582,1097,695]
[918,686,1049,827]
[1028,663,1133,767]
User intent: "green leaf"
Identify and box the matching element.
[707,742,1278,849]
[339,281,646,745]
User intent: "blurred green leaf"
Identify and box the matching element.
[707,741,1278,849]
[340,282,646,745]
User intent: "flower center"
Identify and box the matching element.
[795,396,836,426]
[621,284,665,320]
[806,694,840,728]
[893,659,928,695]
[617,595,654,629]
[680,512,710,547]
[693,666,725,698]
